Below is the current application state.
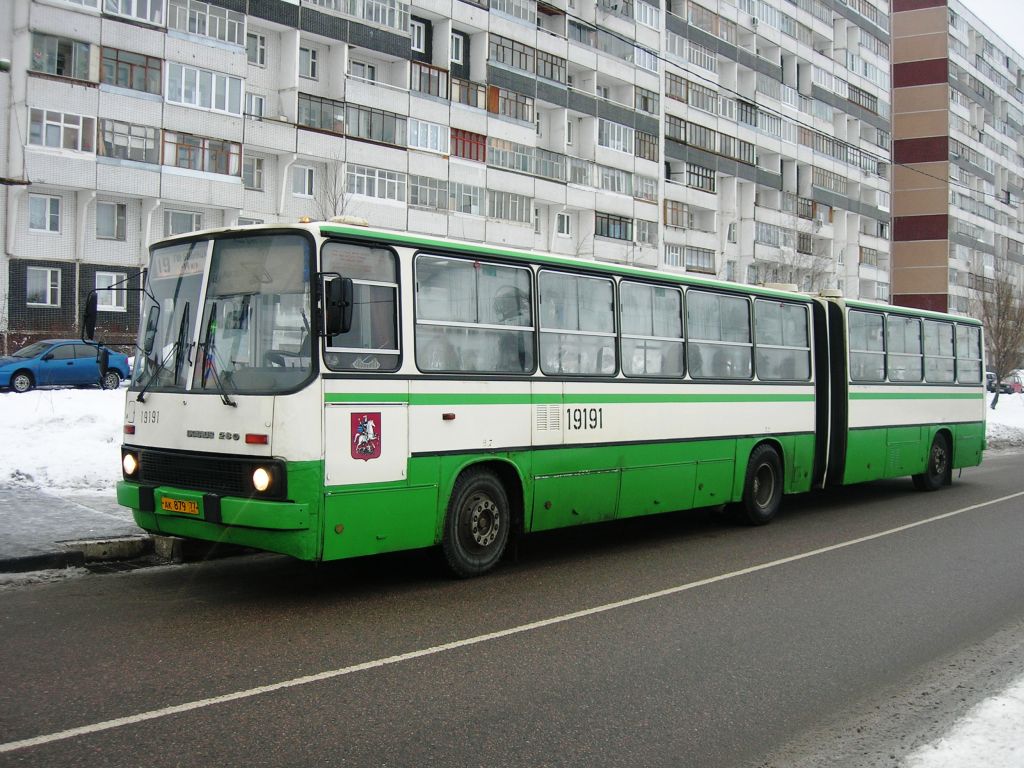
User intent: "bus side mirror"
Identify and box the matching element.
[323,276,353,337]
[143,306,160,354]
[83,293,98,341]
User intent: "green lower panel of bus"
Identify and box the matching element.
[118,434,818,563]
[842,422,985,486]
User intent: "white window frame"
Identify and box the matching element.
[29,195,61,233]
[245,92,265,117]
[299,46,319,80]
[29,110,96,153]
[167,0,245,45]
[103,0,164,25]
[450,33,464,65]
[96,271,128,311]
[26,266,61,307]
[96,201,127,241]
[246,32,266,66]
[349,59,377,82]
[237,217,264,225]
[293,165,315,197]
[410,20,426,53]
[597,119,634,153]
[556,211,572,236]
[242,156,265,191]
[407,118,449,154]
[165,209,202,235]
[166,63,243,116]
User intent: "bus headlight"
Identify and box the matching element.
[122,451,139,478]
[252,467,272,493]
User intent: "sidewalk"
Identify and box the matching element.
[0,487,147,571]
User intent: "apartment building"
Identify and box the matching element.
[891,0,1024,314]
[0,0,892,349]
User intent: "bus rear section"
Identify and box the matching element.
[820,297,986,491]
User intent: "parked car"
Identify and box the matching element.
[986,371,1015,394]
[0,339,131,393]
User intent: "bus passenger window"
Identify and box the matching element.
[685,290,751,379]
[620,281,684,378]
[848,310,885,382]
[321,242,400,372]
[539,271,615,377]
[754,300,810,381]
[415,254,534,374]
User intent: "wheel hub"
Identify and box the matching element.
[753,465,774,508]
[467,494,499,547]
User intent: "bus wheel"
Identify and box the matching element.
[442,469,511,578]
[913,433,950,492]
[737,444,782,526]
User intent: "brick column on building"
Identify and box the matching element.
[891,0,952,312]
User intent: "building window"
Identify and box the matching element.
[244,92,265,117]
[411,62,449,98]
[595,212,632,241]
[489,87,533,122]
[98,119,160,164]
[684,246,715,272]
[29,195,61,233]
[408,118,449,154]
[104,0,163,24]
[489,33,534,73]
[162,132,242,176]
[298,93,346,134]
[237,217,263,225]
[29,110,95,152]
[167,0,245,45]
[410,20,426,53]
[293,165,315,197]
[597,119,633,153]
[165,209,202,235]
[96,202,127,240]
[635,131,658,162]
[487,191,531,224]
[346,165,407,201]
[242,156,264,190]
[536,50,567,84]
[409,175,448,211]
[449,182,483,215]
[166,63,243,116]
[687,163,716,193]
[246,33,266,66]
[30,33,90,80]
[300,47,318,79]
[451,33,464,64]
[556,212,571,236]
[27,266,61,307]
[101,47,161,94]
[635,87,659,114]
[96,271,128,311]
[636,219,657,245]
[345,104,407,146]
[349,60,377,81]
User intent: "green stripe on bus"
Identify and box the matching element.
[325,393,815,405]
[849,392,985,400]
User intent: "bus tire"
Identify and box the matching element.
[737,444,783,526]
[913,433,950,492]
[442,469,511,578]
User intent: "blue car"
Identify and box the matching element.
[0,339,131,393]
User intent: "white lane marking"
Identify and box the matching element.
[4,489,1024,754]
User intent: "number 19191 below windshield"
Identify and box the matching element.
[132,233,314,396]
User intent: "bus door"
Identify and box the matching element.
[810,299,831,488]
[823,300,849,487]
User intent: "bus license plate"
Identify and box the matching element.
[161,497,199,515]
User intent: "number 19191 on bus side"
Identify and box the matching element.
[566,407,603,431]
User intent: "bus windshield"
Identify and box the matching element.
[133,232,313,395]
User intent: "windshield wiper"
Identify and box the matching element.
[136,303,190,404]
[201,302,236,408]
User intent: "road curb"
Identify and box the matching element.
[0,550,87,573]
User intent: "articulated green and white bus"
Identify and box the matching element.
[104,220,986,576]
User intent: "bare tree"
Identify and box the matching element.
[976,266,1024,409]
[313,160,350,221]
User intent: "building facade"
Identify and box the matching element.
[0,0,892,350]
[891,0,1024,314]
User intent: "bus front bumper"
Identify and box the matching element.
[116,481,316,560]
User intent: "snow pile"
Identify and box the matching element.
[0,389,125,492]
[0,387,1022,493]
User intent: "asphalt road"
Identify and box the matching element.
[2,452,1024,768]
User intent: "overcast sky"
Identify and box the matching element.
[958,0,1024,60]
